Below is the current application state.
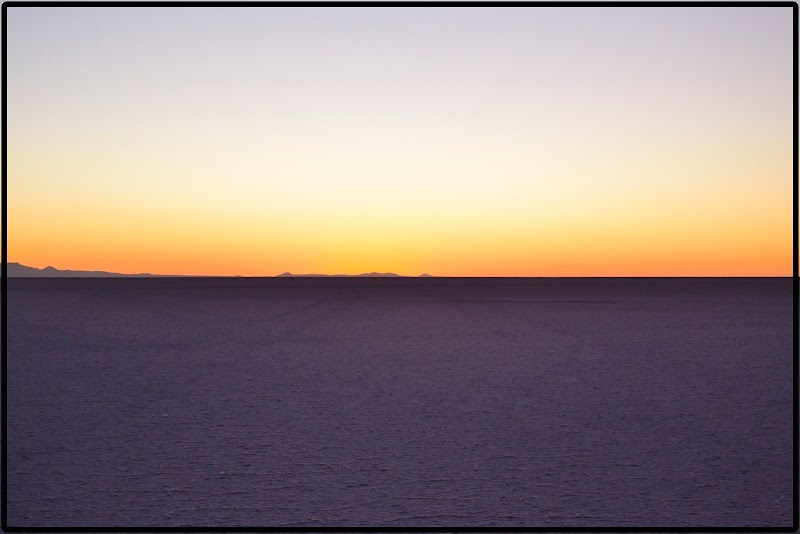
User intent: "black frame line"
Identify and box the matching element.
[0,1,796,532]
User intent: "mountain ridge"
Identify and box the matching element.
[277,272,409,278]
[5,263,434,278]
[4,262,178,277]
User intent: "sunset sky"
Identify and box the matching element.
[7,6,794,276]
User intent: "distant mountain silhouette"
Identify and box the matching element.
[5,262,175,277]
[5,262,434,278]
[277,272,405,278]
[418,273,433,277]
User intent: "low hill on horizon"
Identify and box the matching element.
[276,272,433,278]
[5,262,180,278]
[4,263,435,278]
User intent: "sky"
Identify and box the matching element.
[7,6,794,276]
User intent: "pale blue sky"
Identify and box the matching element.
[7,6,795,276]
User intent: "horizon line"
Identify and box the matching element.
[3,262,792,279]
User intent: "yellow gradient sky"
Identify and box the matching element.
[7,7,794,276]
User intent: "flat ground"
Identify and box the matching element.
[5,277,793,527]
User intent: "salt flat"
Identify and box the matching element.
[5,277,793,527]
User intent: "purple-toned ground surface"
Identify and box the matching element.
[6,277,793,528]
